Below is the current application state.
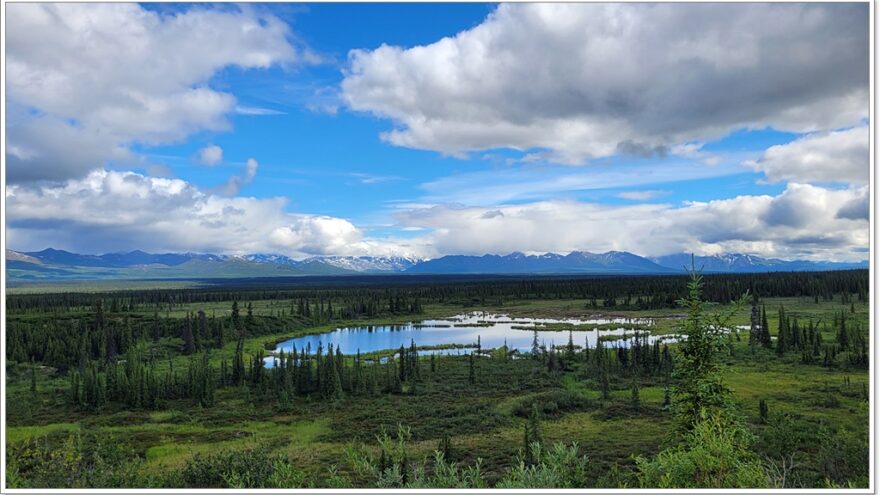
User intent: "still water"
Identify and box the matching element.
[265,313,674,366]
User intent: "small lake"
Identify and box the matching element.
[265,313,676,367]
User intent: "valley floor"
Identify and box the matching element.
[5,295,870,488]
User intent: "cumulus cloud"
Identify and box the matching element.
[393,183,868,261]
[6,3,302,182]
[836,188,870,221]
[4,170,868,262]
[342,3,868,164]
[5,169,425,258]
[745,125,869,185]
[198,145,224,166]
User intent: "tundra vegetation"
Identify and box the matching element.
[4,269,869,488]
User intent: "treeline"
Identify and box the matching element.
[6,296,423,369]
[64,328,674,412]
[6,270,868,313]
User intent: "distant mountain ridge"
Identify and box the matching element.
[406,251,673,274]
[649,253,868,273]
[4,248,867,281]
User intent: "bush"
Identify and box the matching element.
[634,411,767,488]
[179,444,305,488]
[496,442,591,488]
[7,433,146,488]
[512,390,591,418]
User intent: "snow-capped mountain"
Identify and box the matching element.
[302,255,421,273]
[5,248,867,281]
[404,251,674,274]
[648,253,867,273]
[242,253,300,266]
[242,254,420,272]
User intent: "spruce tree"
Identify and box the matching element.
[231,301,242,336]
[182,313,195,355]
[196,310,207,351]
[30,358,37,394]
[760,305,772,348]
[775,307,788,356]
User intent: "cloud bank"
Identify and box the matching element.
[5,170,868,262]
[343,3,868,164]
[5,170,425,259]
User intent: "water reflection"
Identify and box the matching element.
[265,312,676,367]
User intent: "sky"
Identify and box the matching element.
[4,3,871,261]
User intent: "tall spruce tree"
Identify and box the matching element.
[182,313,195,355]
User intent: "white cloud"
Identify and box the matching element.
[745,125,869,185]
[6,3,302,182]
[5,170,868,262]
[198,145,224,166]
[5,169,425,259]
[234,105,286,116]
[393,183,868,261]
[342,3,868,164]
[616,190,670,201]
[218,158,259,196]
[348,173,403,185]
[419,158,745,206]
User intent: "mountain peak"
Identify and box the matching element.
[5,248,867,280]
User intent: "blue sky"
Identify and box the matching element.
[131,4,793,223]
[5,3,870,261]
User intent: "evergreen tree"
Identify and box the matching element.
[523,403,543,464]
[672,260,740,432]
[758,399,769,423]
[231,301,242,336]
[182,313,195,355]
[231,337,245,385]
[748,296,760,349]
[837,311,849,350]
[30,358,37,394]
[775,308,787,356]
[531,330,541,359]
[438,434,453,461]
[196,310,207,351]
[760,305,772,348]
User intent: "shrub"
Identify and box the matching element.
[496,442,591,488]
[634,411,767,488]
[180,444,305,488]
[512,390,591,418]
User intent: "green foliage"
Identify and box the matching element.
[511,390,591,418]
[496,442,591,488]
[672,261,744,432]
[7,433,146,488]
[635,412,766,488]
[758,399,769,423]
[179,445,305,488]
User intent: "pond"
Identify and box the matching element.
[264,312,677,367]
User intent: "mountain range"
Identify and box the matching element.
[4,248,867,282]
